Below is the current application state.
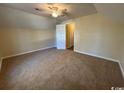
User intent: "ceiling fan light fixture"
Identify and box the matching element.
[52,11,59,18]
[52,12,58,18]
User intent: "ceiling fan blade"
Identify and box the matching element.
[48,6,52,10]
[34,8,44,11]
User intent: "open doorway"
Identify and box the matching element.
[56,23,75,50]
[66,23,75,51]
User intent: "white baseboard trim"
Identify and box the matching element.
[118,61,124,79]
[74,49,124,78]
[0,58,3,72]
[0,46,55,72]
[2,46,56,60]
[74,50,119,62]
[1,47,124,79]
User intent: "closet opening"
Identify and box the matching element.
[56,23,75,50]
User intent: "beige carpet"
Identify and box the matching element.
[0,48,124,90]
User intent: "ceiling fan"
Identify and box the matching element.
[34,4,69,18]
[48,6,68,18]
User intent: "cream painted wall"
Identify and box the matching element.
[62,13,124,73]
[74,13,124,59]
[0,6,56,29]
[74,13,124,72]
[0,28,55,57]
[0,6,56,57]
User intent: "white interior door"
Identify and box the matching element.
[56,24,66,49]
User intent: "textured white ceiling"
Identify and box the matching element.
[0,3,97,22]
[0,3,124,23]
